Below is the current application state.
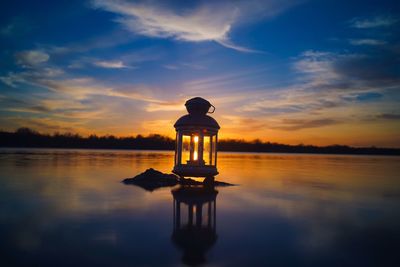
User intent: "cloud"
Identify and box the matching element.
[353,92,383,102]
[221,115,267,132]
[185,66,272,94]
[163,64,179,70]
[232,45,400,119]
[294,49,400,91]
[15,50,49,67]
[234,81,359,120]
[216,39,261,53]
[91,0,298,52]
[141,119,174,135]
[246,49,397,118]
[238,94,341,115]
[91,0,238,48]
[349,39,386,46]
[271,118,340,131]
[223,114,340,132]
[91,1,226,36]
[376,113,400,120]
[0,96,53,115]
[2,105,52,114]
[350,16,398,28]
[3,116,79,133]
[163,62,205,71]
[93,60,130,68]
[66,47,161,70]
[0,66,181,115]
[0,67,64,87]
[145,101,185,112]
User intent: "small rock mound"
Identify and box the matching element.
[123,168,235,191]
[123,168,179,191]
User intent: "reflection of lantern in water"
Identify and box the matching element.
[172,186,218,266]
[173,97,220,179]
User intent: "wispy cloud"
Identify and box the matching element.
[350,15,398,28]
[376,113,400,120]
[349,39,386,46]
[93,60,130,69]
[0,67,64,87]
[0,116,78,133]
[91,0,297,52]
[216,39,261,53]
[140,119,175,135]
[66,47,161,70]
[163,62,205,71]
[91,0,241,50]
[15,50,49,67]
[0,65,181,135]
[229,47,400,127]
[145,101,185,112]
[294,49,400,90]
[184,65,277,93]
[0,64,182,116]
[221,115,267,132]
[271,118,340,131]
[163,64,179,70]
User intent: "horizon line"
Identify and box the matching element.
[1,127,399,150]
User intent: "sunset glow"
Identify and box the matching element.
[0,0,399,147]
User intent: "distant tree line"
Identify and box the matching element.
[218,139,400,155]
[0,128,174,150]
[0,128,399,155]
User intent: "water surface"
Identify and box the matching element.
[0,149,399,266]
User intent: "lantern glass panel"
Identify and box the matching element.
[175,132,178,165]
[212,135,217,166]
[181,135,191,164]
[203,135,211,165]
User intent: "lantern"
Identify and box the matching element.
[173,97,220,179]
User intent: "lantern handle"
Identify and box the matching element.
[208,104,215,114]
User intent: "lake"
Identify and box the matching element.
[0,149,399,267]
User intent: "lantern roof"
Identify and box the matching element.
[174,114,220,129]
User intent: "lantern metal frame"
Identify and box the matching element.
[173,98,220,178]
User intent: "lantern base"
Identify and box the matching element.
[173,165,218,178]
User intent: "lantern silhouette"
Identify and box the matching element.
[173,97,220,179]
[172,185,218,265]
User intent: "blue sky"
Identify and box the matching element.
[0,0,399,146]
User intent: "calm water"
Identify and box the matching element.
[0,149,399,267]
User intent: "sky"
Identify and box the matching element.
[0,0,399,147]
